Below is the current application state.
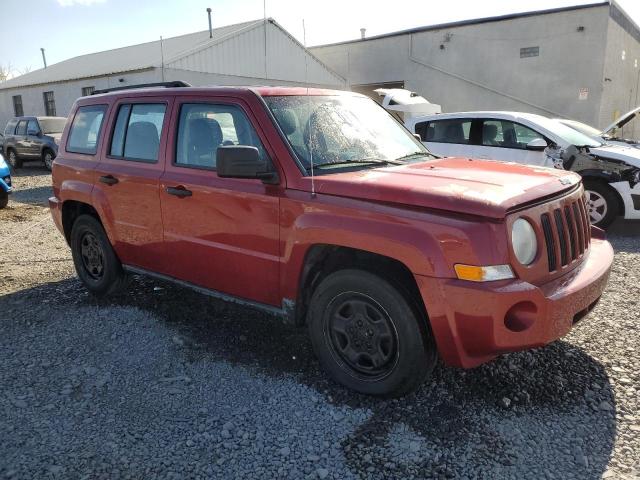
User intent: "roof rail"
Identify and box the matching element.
[92,81,192,95]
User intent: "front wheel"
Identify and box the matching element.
[43,149,55,171]
[0,191,7,209]
[70,214,128,296]
[308,269,437,397]
[583,180,620,229]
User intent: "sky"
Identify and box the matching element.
[2,0,640,77]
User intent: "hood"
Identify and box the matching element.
[602,106,640,136]
[47,132,63,141]
[313,157,581,219]
[590,144,640,168]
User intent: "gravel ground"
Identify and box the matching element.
[0,166,638,479]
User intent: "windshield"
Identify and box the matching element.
[535,117,602,148]
[264,95,431,171]
[559,119,604,139]
[38,118,66,134]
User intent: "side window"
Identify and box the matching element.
[175,103,268,169]
[109,103,166,162]
[514,123,542,145]
[16,121,27,136]
[414,121,430,141]
[428,119,471,144]
[27,119,40,135]
[5,120,18,136]
[67,105,107,155]
[481,120,541,150]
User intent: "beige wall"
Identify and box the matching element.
[599,15,640,137]
[312,6,611,125]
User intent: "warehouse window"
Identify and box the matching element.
[81,86,95,97]
[43,91,56,116]
[520,46,539,58]
[12,95,23,117]
[67,105,107,155]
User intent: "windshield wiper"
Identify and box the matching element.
[308,159,403,171]
[394,151,437,161]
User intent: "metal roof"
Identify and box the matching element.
[311,2,610,48]
[0,19,264,90]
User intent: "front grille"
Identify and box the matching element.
[541,195,591,272]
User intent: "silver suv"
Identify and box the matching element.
[3,116,66,171]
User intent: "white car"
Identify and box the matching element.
[407,111,640,228]
[556,107,640,149]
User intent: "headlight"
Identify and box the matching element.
[0,153,6,169]
[512,218,537,265]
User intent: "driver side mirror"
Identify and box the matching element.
[526,138,548,151]
[217,146,279,185]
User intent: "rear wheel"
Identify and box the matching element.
[583,180,620,229]
[0,191,8,209]
[307,269,437,397]
[43,149,55,171]
[7,149,22,170]
[70,214,128,296]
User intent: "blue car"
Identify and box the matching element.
[0,153,12,209]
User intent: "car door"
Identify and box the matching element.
[472,118,549,166]
[14,120,28,156]
[92,98,172,273]
[415,118,475,158]
[25,119,42,157]
[160,98,281,306]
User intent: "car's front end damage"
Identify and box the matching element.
[545,143,640,220]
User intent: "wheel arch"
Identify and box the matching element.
[581,174,625,217]
[61,200,103,244]
[292,244,429,329]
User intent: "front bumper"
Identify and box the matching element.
[417,236,614,368]
[0,177,12,193]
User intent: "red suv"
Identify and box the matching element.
[49,83,613,397]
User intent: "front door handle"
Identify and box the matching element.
[99,175,119,185]
[166,186,192,198]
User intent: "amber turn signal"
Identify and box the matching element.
[454,264,514,282]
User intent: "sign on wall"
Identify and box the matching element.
[579,87,589,100]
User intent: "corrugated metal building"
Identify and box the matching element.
[311,1,640,137]
[0,19,345,128]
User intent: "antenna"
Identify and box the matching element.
[303,19,315,197]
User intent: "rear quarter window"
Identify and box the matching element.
[4,120,17,136]
[67,105,107,155]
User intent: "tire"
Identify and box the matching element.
[0,191,7,209]
[42,149,55,171]
[6,149,22,170]
[307,269,437,397]
[70,214,128,296]
[583,180,620,229]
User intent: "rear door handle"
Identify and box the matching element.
[166,186,192,198]
[99,175,119,185]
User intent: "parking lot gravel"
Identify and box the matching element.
[0,166,638,479]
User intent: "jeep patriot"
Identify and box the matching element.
[49,84,614,396]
